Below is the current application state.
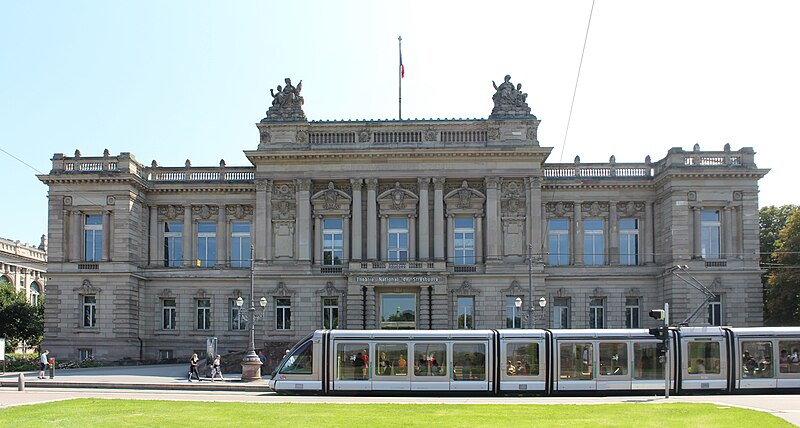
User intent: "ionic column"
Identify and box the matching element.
[723,206,733,259]
[314,214,323,264]
[351,179,363,261]
[418,178,430,260]
[182,205,193,266]
[366,178,378,259]
[446,215,454,263]
[343,215,351,262]
[380,215,388,260]
[408,214,416,260]
[70,210,81,261]
[296,179,312,262]
[692,206,702,259]
[433,177,445,260]
[475,214,484,263]
[102,210,112,261]
[573,202,583,266]
[644,202,654,264]
[485,177,500,262]
[149,206,158,266]
[217,204,226,266]
[609,201,618,266]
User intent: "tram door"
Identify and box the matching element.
[411,342,450,391]
[332,341,372,391]
[372,342,411,391]
[556,341,596,391]
[450,341,491,391]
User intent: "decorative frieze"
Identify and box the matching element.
[225,204,254,219]
[158,205,182,219]
[272,182,295,200]
[581,201,609,218]
[616,201,645,217]
[545,202,574,217]
[191,204,219,219]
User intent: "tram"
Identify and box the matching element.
[269,327,800,395]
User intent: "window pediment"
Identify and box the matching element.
[74,279,100,294]
[378,182,419,215]
[311,182,352,214]
[444,181,485,215]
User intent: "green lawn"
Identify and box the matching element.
[0,399,792,427]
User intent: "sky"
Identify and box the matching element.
[2,0,799,246]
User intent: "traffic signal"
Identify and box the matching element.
[648,326,667,341]
[648,309,665,321]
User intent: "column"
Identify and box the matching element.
[446,215,454,263]
[182,205,193,266]
[216,204,226,266]
[644,202,654,264]
[149,206,158,266]
[265,180,273,262]
[343,215,351,262]
[417,178,430,260]
[366,178,378,259]
[609,201,618,266]
[351,178,363,261]
[380,215,388,260]
[296,179,312,262]
[70,210,81,261]
[692,206,702,259]
[408,214,416,260]
[527,177,543,259]
[433,177,445,260]
[485,177,500,262]
[101,210,111,261]
[255,179,268,262]
[314,215,323,264]
[573,202,583,266]
[723,206,733,260]
[475,214,484,263]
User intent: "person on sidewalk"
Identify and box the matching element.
[188,353,201,382]
[258,351,266,376]
[210,354,224,381]
[38,350,49,379]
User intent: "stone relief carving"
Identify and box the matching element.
[63,196,72,206]
[545,202,574,217]
[262,78,306,122]
[158,205,182,219]
[226,204,254,219]
[377,182,419,215]
[296,130,307,143]
[295,178,311,192]
[272,182,295,200]
[444,182,485,216]
[158,288,174,298]
[487,127,500,140]
[378,182,418,195]
[273,222,295,258]
[424,127,437,141]
[500,280,526,295]
[526,126,537,140]
[449,280,481,295]
[582,201,609,217]
[106,196,115,206]
[73,279,101,294]
[192,204,219,219]
[315,281,345,297]
[733,191,743,201]
[444,181,484,195]
[194,289,209,299]
[259,128,271,144]
[311,182,352,214]
[358,128,370,143]
[616,201,645,217]
[687,191,697,201]
[269,281,295,297]
[273,200,296,220]
[490,75,534,119]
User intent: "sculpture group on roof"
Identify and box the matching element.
[263,77,307,122]
[490,74,534,119]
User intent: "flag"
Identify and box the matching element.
[400,50,405,78]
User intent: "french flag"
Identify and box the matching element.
[400,50,405,78]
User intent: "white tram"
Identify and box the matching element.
[269,327,800,395]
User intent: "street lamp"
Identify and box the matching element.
[238,245,267,381]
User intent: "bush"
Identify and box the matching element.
[2,353,39,372]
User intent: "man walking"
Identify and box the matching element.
[38,349,49,379]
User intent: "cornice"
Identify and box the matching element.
[244,148,551,163]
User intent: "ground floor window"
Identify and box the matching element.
[456,296,474,329]
[322,297,339,329]
[79,348,93,361]
[380,293,416,329]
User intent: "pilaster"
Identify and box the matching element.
[433,177,445,260]
[351,178,363,260]
[296,178,312,262]
[366,178,378,259]
[485,177,500,262]
[418,177,430,260]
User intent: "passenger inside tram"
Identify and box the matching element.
[692,358,706,374]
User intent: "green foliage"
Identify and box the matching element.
[0,400,792,427]
[1,353,39,371]
[760,205,798,266]
[764,207,800,325]
[0,280,44,349]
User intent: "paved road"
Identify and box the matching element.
[1,365,798,426]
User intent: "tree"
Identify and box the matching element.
[759,205,798,324]
[0,279,44,349]
[764,208,800,325]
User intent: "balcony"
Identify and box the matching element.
[348,260,447,273]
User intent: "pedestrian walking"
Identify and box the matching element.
[38,350,49,379]
[258,350,266,376]
[188,353,201,382]
[211,354,224,381]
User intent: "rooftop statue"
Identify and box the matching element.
[489,75,535,119]
[262,77,307,123]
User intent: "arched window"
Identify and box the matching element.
[30,282,41,305]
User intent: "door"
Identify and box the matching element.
[372,342,411,391]
[332,342,372,391]
[556,341,596,391]
[450,342,490,391]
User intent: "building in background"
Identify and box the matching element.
[0,235,47,305]
[37,76,768,366]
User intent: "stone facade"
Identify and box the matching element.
[0,235,47,304]
[37,77,768,368]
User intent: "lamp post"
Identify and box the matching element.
[238,245,267,381]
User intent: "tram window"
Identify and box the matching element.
[506,343,540,376]
[414,343,447,377]
[375,343,408,377]
[336,343,369,381]
[687,341,721,374]
[453,343,486,381]
[779,340,800,374]
[599,343,628,376]
[560,343,593,380]
[741,341,773,378]
[633,343,664,380]
[280,340,313,375]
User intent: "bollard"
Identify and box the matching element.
[18,373,25,391]
[49,357,55,379]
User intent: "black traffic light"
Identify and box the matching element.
[648,309,665,321]
[648,326,667,341]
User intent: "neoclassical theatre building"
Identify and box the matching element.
[39,76,768,365]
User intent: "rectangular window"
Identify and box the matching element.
[323,218,344,266]
[548,219,569,266]
[560,343,593,380]
[456,296,474,329]
[454,217,475,265]
[231,222,251,268]
[84,214,102,261]
[701,210,721,259]
[375,343,408,377]
[158,350,173,360]
[164,222,183,267]
[414,343,447,377]
[688,341,721,374]
[553,297,570,328]
[625,297,640,329]
[741,341,773,378]
[584,219,604,265]
[83,295,96,327]
[197,222,216,267]
[779,341,800,374]
[79,348,93,361]
[633,342,664,380]
[196,299,211,330]
[708,294,722,326]
[505,296,523,329]
[619,218,639,265]
[506,343,540,376]
[589,298,605,329]
[453,343,486,381]
[322,297,339,329]
[380,293,416,329]
[387,217,409,261]
[162,299,176,330]
[276,298,291,330]
[599,342,627,376]
[336,343,369,380]
[230,299,246,330]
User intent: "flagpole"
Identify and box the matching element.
[398,35,402,120]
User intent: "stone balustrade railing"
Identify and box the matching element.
[146,167,254,182]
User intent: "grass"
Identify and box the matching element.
[0,399,792,427]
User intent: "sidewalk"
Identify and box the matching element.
[0,364,270,392]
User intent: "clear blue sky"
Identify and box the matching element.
[2,0,799,245]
